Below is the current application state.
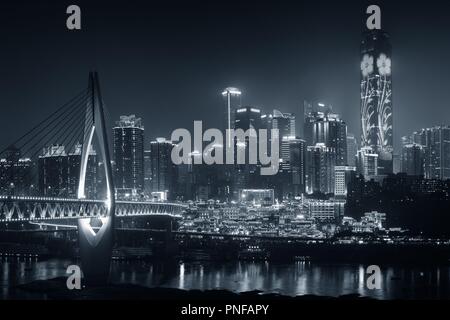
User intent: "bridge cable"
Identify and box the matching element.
[1,91,90,164]
[15,94,90,162]
[17,96,91,187]
[0,88,89,156]
[25,102,94,189]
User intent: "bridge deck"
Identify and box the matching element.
[0,196,186,222]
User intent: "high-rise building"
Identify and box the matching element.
[272,109,296,139]
[175,160,193,201]
[222,87,242,149]
[37,144,97,198]
[259,109,297,198]
[0,146,34,196]
[144,150,152,195]
[260,112,272,129]
[356,146,378,180]
[401,144,424,176]
[306,143,336,194]
[303,101,332,146]
[113,115,145,197]
[234,106,262,132]
[67,143,97,198]
[270,110,296,172]
[304,102,347,166]
[175,151,208,201]
[360,29,393,175]
[233,106,262,194]
[290,138,307,196]
[347,133,358,167]
[150,138,176,199]
[334,166,356,198]
[38,145,69,197]
[410,126,450,180]
[279,137,294,173]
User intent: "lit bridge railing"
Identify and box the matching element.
[0,196,186,223]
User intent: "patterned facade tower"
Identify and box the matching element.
[360,30,393,174]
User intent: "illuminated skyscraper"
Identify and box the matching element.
[38,145,68,197]
[149,138,177,199]
[306,143,336,194]
[346,133,358,167]
[304,102,347,166]
[144,150,152,195]
[303,101,332,146]
[0,146,33,196]
[233,106,262,195]
[37,144,97,198]
[221,88,241,200]
[360,30,393,174]
[113,115,145,197]
[272,109,296,139]
[411,126,450,180]
[222,87,242,149]
[401,143,424,176]
[290,138,307,195]
[268,109,296,172]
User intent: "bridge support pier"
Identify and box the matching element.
[78,217,114,286]
[77,72,115,286]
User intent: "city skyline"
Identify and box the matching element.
[2,1,450,303]
[2,1,450,152]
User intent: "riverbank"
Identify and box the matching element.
[15,277,374,300]
[2,259,450,300]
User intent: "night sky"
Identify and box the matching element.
[1,0,450,152]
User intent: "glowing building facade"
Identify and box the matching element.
[360,30,393,174]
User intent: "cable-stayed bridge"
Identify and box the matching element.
[0,72,185,224]
[0,72,184,284]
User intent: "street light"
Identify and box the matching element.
[222,87,242,148]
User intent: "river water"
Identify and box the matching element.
[1,258,450,299]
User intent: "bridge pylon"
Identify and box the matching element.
[77,71,115,286]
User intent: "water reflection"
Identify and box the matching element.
[1,258,450,299]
